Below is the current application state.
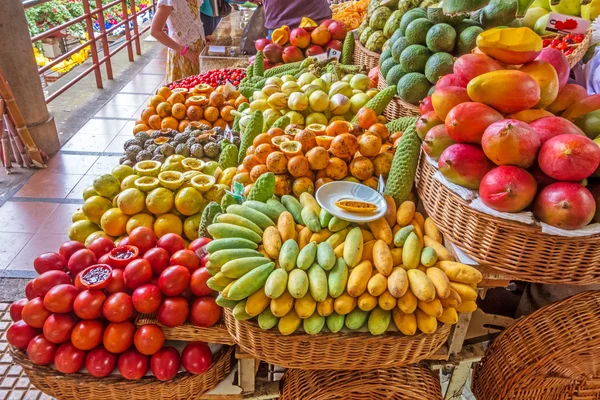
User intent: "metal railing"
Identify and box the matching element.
[23,0,156,103]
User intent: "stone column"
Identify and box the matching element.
[0,0,60,156]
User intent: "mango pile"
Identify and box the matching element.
[204,188,482,336]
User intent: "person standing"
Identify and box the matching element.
[151,0,205,82]
[261,0,332,36]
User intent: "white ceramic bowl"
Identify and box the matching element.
[315,181,387,223]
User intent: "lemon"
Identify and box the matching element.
[154,213,183,237]
[83,186,99,200]
[175,187,204,216]
[117,188,146,215]
[82,196,113,225]
[112,164,135,182]
[183,213,203,240]
[93,174,121,198]
[68,220,100,243]
[71,210,87,223]
[126,213,155,234]
[121,174,140,190]
[145,187,174,215]
[100,208,129,237]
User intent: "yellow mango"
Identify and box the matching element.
[368,218,393,245]
[294,292,317,319]
[392,309,417,336]
[449,282,478,302]
[426,267,451,299]
[262,226,282,259]
[407,269,436,302]
[396,201,415,227]
[358,292,378,311]
[334,242,345,258]
[396,290,418,314]
[367,273,388,297]
[424,218,443,243]
[416,309,438,334]
[245,288,271,317]
[436,261,483,284]
[361,240,376,262]
[391,248,403,266]
[347,260,372,297]
[383,194,397,227]
[417,298,443,318]
[277,211,296,242]
[298,227,312,250]
[270,290,294,317]
[424,236,454,261]
[310,229,333,243]
[317,296,334,317]
[438,307,458,324]
[378,290,397,311]
[372,239,393,276]
[387,267,409,298]
[278,309,301,335]
[456,300,478,313]
[333,292,357,315]
[440,288,462,308]
[361,229,375,242]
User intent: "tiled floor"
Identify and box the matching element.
[0,50,167,275]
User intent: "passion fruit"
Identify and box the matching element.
[271,135,290,149]
[78,264,113,290]
[305,123,326,136]
[194,84,212,94]
[135,160,161,177]
[108,245,139,268]
[134,176,160,192]
[158,171,184,190]
[171,88,188,94]
[181,158,205,172]
[280,140,303,157]
[186,95,209,106]
[153,137,170,145]
[190,174,216,193]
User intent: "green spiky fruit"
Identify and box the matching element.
[232,102,250,133]
[254,51,265,77]
[238,110,264,164]
[386,116,419,133]
[218,142,239,169]
[341,32,355,65]
[351,85,397,123]
[247,172,276,202]
[272,115,291,130]
[384,123,421,207]
[221,192,239,211]
[198,201,222,239]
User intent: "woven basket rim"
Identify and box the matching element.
[355,39,381,59]
[135,313,235,345]
[377,71,420,111]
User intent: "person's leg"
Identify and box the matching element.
[201,13,221,36]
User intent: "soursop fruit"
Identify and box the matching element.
[247,172,276,202]
[384,123,421,207]
[218,143,238,169]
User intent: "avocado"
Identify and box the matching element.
[481,0,518,29]
[455,19,482,33]
[426,23,457,53]
[398,8,428,35]
[381,48,393,62]
[397,73,432,105]
[399,44,432,73]
[380,58,398,78]
[391,37,410,62]
[574,110,600,139]
[386,65,406,86]
[424,52,455,84]
[457,26,483,55]
[405,18,434,45]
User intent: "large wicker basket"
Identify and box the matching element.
[353,40,380,71]
[377,71,420,120]
[416,152,600,285]
[472,291,600,400]
[11,345,234,400]
[136,313,235,345]
[280,364,443,400]
[223,309,450,370]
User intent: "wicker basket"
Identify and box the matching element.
[280,364,443,400]
[11,345,234,400]
[545,29,593,68]
[377,71,420,120]
[353,40,380,71]
[223,308,450,370]
[136,313,235,345]
[472,291,600,400]
[416,152,600,285]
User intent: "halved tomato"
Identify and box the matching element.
[108,245,140,269]
[78,264,113,290]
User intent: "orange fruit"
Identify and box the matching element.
[280,141,303,157]
[254,143,275,164]
[228,90,240,99]
[274,174,292,196]
[133,124,150,134]
[380,144,394,155]
[141,107,157,124]
[235,95,249,108]
[171,103,187,120]
[349,156,374,180]
[315,177,333,190]
[305,146,330,170]
[250,164,270,182]
[267,127,285,138]
[362,176,379,190]
[266,151,288,174]
[253,133,272,147]
[373,152,393,178]
[326,157,348,180]
[304,169,316,181]
[292,177,315,197]
[178,120,190,132]
[390,132,402,143]
[148,115,162,130]
[186,105,203,121]
[246,145,255,155]
[167,92,185,105]
[213,118,228,130]
[197,119,213,128]
[161,117,179,130]
[157,87,171,99]
[209,91,226,107]
[204,106,219,122]
[220,105,235,122]
[287,155,309,178]
[325,120,354,137]
[305,124,326,136]
[330,134,359,159]
[315,135,334,149]
[243,155,260,172]
[294,130,317,153]
[315,169,328,180]
[358,133,382,158]
[156,102,172,118]
[356,107,377,129]
[368,123,390,140]
[149,95,165,109]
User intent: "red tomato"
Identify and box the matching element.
[157,233,185,255]
[59,241,86,261]
[6,320,40,349]
[103,292,133,323]
[133,324,165,355]
[71,319,104,350]
[557,42,568,51]
[124,259,152,289]
[105,268,127,294]
[158,266,190,296]
[33,270,71,297]
[54,342,86,374]
[132,284,162,314]
[190,297,222,328]
[189,267,213,297]
[143,247,170,277]
[170,250,200,272]
[103,321,135,354]
[10,298,28,322]
[25,280,38,300]
[118,348,149,380]
[88,238,116,259]
[128,227,157,254]
[33,252,67,274]
[27,334,57,365]
[118,237,130,247]
[43,313,78,344]
[21,298,51,328]
[98,253,111,264]
[43,284,80,314]
[86,346,117,377]
[74,290,106,320]
[157,297,189,327]
[181,342,212,374]
[151,346,180,381]
[67,249,97,277]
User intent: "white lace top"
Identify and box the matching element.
[157,0,205,47]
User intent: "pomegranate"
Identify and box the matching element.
[481,119,541,168]
[305,45,325,57]
[420,96,434,114]
[538,134,600,181]
[254,38,272,52]
[435,73,469,89]
[416,111,443,141]
[310,26,331,46]
[533,182,596,229]
[438,144,495,190]
[282,46,304,63]
[536,48,570,90]
[480,166,538,212]
[328,20,347,41]
[432,86,471,121]
[263,43,284,64]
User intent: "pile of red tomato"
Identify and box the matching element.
[168,68,246,90]
[7,228,221,381]
[542,33,586,57]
